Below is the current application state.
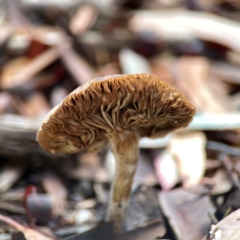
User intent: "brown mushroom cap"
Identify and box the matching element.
[37,73,196,154]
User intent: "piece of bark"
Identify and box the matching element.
[159,188,216,240]
[119,48,151,74]
[6,0,65,47]
[95,63,120,78]
[5,0,30,26]
[0,190,24,201]
[0,161,26,193]
[42,170,68,216]
[205,159,222,170]
[210,61,240,85]
[0,202,25,214]
[76,199,97,210]
[13,92,50,118]
[0,93,12,114]
[70,3,98,35]
[1,57,30,89]
[227,50,240,66]
[192,169,233,196]
[58,40,95,85]
[0,214,54,240]
[119,219,165,240]
[188,113,240,130]
[0,24,16,44]
[219,154,240,191]
[129,9,240,52]
[5,71,61,95]
[168,132,206,188]
[208,130,240,148]
[1,47,59,89]
[150,56,175,85]
[23,26,65,46]
[66,222,115,240]
[207,141,240,157]
[209,169,233,195]
[125,187,164,232]
[175,57,230,113]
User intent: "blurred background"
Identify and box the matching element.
[0,0,240,239]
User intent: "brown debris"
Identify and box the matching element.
[159,188,216,240]
[1,47,59,89]
[69,3,98,35]
[175,57,231,113]
[0,161,26,193]
[0,214,55,240]
[42,170,68,216]
[202,209,240,240]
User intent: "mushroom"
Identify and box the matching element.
[37,73,196,232]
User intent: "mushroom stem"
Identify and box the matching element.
[106,130,139,232]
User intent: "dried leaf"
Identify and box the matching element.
[2,47,59,88]
[119,48,151,74]
[24,26,65,46]
[0,214,54,240]
[126,187,164,232]
[159,188,216,240]
[169,132,206,188]
[0,24,16,44]
[13,92,50,118]
[0,202,25,214]
[0,161,26,193]
[1,57,30,89]
[152,149,179,190]
[188,113,240,130]
[58,41,95,85]
[42,170,68,216]
[95,63,120,77]
[210,61,240,85]
[70,3,98,35]
[130,10,240,52]
[176,57,230,113]
[209,169,233,195]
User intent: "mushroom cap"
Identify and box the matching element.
[37,73,196,154]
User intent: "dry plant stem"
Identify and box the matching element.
[106,130,139,232]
